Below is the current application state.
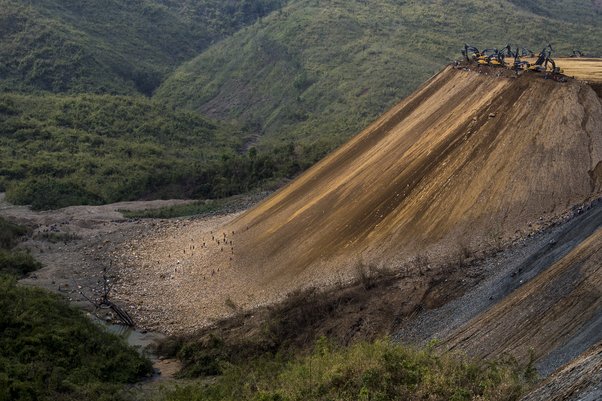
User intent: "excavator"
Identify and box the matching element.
[527,44,561,73]
[461,43,563,79]
[487,45,514,67]
[462,44,498,65]
[511,47,531,71]
[462,44,484,63]
[479,48,499,65]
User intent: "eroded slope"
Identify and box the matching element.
[229,67,602,287]
[113,66,602,335]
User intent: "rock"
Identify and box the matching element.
[488,112,496,118]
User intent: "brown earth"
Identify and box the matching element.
[6,60,601,386]
[111,62,602,336]
[0,193,196,298]
[229,64,602,283]
[159,196,602,380]
[556,58,602,83]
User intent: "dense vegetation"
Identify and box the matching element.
[0,217,40,276]
[0,0,287,94]
[156,0,602,149]
[0,218,152,400]
[0,93,331,209]
[0,275,153,401]
[158,338,535,401]
[2,0,601,210]
[0,92,239,208]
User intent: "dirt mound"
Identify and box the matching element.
[556,58,602,84]
[393,198,602,373]
[111,64,602,335]
[228,65,602,287]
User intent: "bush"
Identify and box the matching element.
[159,338,535,401]
[0,276,153,401]
[0,93,335,210]
[0,249,41,276]
[0,217,29,249]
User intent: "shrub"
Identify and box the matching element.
[0,276,153,401]
[0,249,41,276]
[159,338,535,401]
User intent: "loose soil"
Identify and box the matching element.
[109,63,602,338]
[519,341,602,401]
[3,60,601,388]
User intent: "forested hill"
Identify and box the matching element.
[0,0,287,95]
[155,0,602,149]
[1,0,602,210]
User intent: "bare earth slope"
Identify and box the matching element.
[228,65,602,286]
[520,341,602,401]
[443,223,602,372]
[111,63,602,335]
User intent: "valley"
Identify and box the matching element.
[2,1,602,400]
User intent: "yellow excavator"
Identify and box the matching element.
[487,45,514,67]
[463,44,513,67]
[462,43,564,78]
[528,44,562,74]
[462,44,484,63]
[511,47,533,71]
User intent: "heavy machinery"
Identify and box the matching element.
[460,43,564,78]
[517,47,535,57]
[511,47,530,71]
[487,45,513,67]
[479,48,499,65]
[462,44,498,65]
[528,44,561,73]
[462,44,480,61]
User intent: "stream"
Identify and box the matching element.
[93,317,181,381]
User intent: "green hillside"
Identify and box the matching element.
[0,0,287,95]
[0,93,246,209]
[2,0,602,210]
[155,0,602,150]
[508,0,602,24]
[0,93,331,209]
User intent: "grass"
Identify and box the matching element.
[0,215,30,249]
[0,249,41,277]
[0,217,40,276]
[120,190,270,219]
[157,338,536,401]
[33,232,80,244]
[120,201,224,219]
